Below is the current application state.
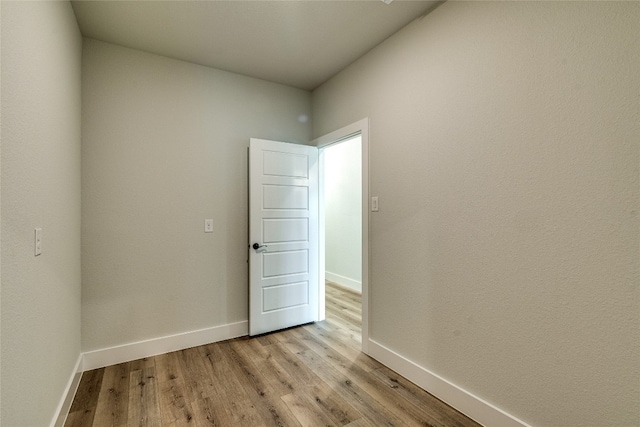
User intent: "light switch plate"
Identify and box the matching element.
[371,196,379,212]
[204,219,214,233]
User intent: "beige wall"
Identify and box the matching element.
[1,2,82,425]
[81,39,311,351]
[313,2,639,426]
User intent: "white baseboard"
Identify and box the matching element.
[367,339,531,427]
[82,320,248,371]
[326,271,361,293]
[51,353,83,427]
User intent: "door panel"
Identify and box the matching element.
[263,250,308,277]
[249,138,318,336]
[263,151,309,178]
[263,218,309,243]
[263,185,308,209]
[263,281,309,312]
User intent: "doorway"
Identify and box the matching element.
[323,136,361,293]
[315,118,369,353]
[322,135,363,346]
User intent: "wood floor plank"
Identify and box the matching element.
[243,335,275,361]
[223,341,274,399]
[292,325,380,374]
[199,343,262,426]
[344,417,377,427]
[325,284,362,313]
[308,320,365,358]
[302,382,363,425]
[315,319,362,349]
[93,363,130,427]
[177,347,218,402]
[256,333,279,346]
[272,328,403,426]
[266,341,322,386]
[155,351,197,426]
[334,363,446,427]
[128,366,162,427]
[280,392,336,427]
[287,345,405,427]
[325,292,361,315]
[326,295,360,315]
[69,368,105,413]
[66,368,104,427]
[191,396,229,427]
[325,281,360,295]
[323,312,361,338]
[218,341,302,426]
[129,357,156,372]
[291,328,443,426]
[274,329,365,425]
[370,365,481,427]
[183,345,237,426]
[64,410,93,427]
[241,341,298,397]
[326,304,361,328]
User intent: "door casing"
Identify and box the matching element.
[313,118,370,354]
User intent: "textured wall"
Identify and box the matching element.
[313,2,639,426]
[81,39,311,351]
[324,136,362,290]
[1,2,82,425]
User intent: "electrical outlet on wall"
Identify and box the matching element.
[204,219,214,233]
[371,196,379,212]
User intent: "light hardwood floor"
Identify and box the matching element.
[65,282,482,427]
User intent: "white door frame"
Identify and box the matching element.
[312,118,370,354]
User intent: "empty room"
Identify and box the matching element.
[1,1,638,426]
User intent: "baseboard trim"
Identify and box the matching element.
[51,353,83,427]
[367,339,531,427]
[82,320,248,371]
[326,271,361,294]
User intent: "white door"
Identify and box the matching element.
[249,138,319,336]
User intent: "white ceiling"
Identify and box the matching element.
[71,0,440,91]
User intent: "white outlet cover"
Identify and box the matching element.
[204,219,214,233]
